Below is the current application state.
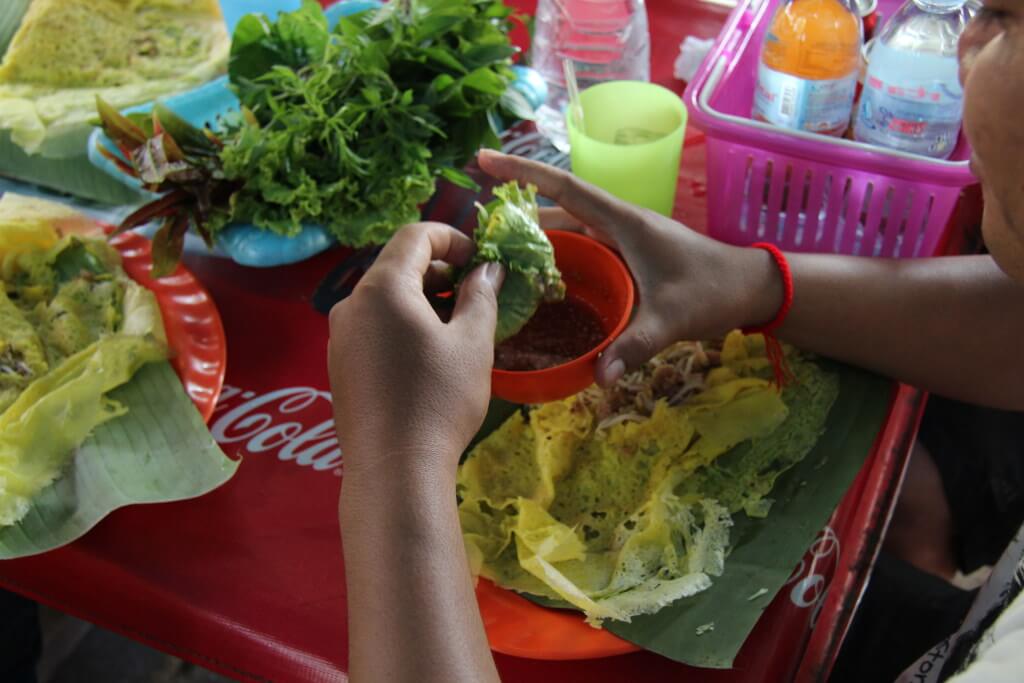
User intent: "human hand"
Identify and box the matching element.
[328,222,504,486]
[477,149,782,387]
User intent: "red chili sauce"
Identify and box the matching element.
[495,297,607,372]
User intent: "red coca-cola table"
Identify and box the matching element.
[0,2,930,682]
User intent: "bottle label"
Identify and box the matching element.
[753,64,857,133]
[856,74,963,156]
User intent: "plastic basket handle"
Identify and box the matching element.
[719,0,762,62]
[684,0,762,115]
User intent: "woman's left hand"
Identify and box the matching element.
[330,222,504,683]
[327,222,504,486]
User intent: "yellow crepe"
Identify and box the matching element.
[0,194,167,526]
[458,332,838,626]
[0,0,229,157]
[0,194,104,275]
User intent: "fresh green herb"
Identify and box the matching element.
[98,0,522,275]
[466,181,565,342]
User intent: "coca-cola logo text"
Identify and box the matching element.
[211,385,343,474]
[784,526,840,622]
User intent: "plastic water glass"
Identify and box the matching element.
[567,81,687,216]
[532,0,650,151]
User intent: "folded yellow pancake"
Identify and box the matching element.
[0,194,167,527]
[0,0,229,157]
[459,332,839,626]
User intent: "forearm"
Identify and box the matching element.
[339,457,498,683]
[763,253,1024,409]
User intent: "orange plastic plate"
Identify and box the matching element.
[110,231,226,421]
[476,579,640,660]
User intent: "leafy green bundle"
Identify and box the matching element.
[468,182,565,342]
[98,0,527,273]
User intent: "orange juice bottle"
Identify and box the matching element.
[752,0,863,136]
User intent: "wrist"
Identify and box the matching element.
[342,450,458,492]
[340,442,458,505]
[736,244,786,330]
[339,458,459,543]
[338,424,465,478]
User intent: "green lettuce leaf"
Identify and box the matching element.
[229,0,329,86]
[469,182,565,341]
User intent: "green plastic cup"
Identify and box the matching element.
[567,81,688,216]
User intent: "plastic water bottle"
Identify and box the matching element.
[531,0,651,152]
[853,0,970,159]
[752,0,863,137]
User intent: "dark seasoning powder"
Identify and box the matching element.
[494,297,607,372]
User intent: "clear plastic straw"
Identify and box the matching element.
[562,58,585,135]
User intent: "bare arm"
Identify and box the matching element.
[778,253,1024,410]
[340,461,498,683]
[329,224,502,683]
[479,150,1024,410]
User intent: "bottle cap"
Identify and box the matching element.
[853,0,877,16]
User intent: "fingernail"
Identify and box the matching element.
[604,358,625,384]
[482,262,504,290]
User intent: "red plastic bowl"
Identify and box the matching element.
[491,230,634,405]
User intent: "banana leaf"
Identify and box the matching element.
[473,361,892,668]
[0,132,146,206]
[0,0,30,57]
[0,362,238,559]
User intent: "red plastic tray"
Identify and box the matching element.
[0,2,927,682]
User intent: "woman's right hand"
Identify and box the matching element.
[478,149,783,387]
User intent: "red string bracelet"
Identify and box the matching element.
[740,242,795,389]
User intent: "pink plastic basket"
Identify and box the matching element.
[683,0,976,258]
